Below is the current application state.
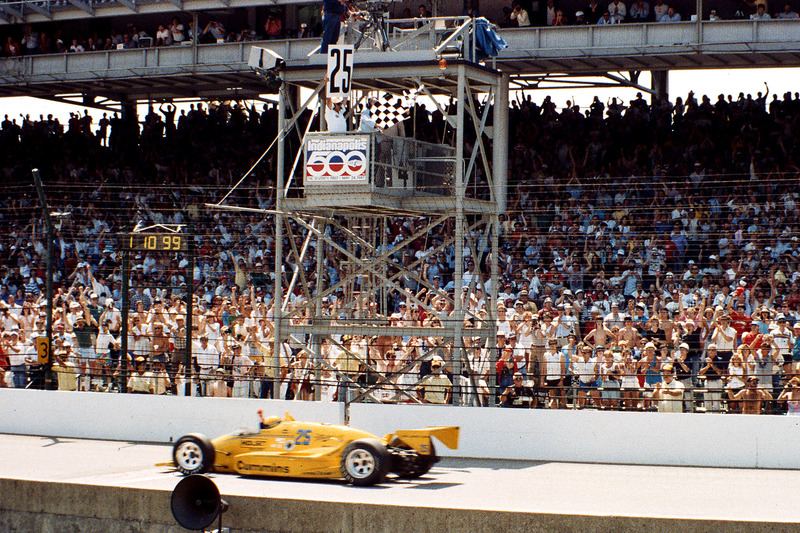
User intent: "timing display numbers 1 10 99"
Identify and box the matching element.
[126,234,187,252]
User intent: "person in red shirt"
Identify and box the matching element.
[741,322,764,352]
[727,301,752,337]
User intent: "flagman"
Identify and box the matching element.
[358,97,378,132]
[326,95,348,132]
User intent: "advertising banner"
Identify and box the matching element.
[305,135,370,183]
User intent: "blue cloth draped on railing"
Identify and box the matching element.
[467,17,508,62]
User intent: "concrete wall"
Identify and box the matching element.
[9,477,797,533]
[350,403,800,469]
[1,388,342,443]
[3,389,800,468]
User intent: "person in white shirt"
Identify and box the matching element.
[155,24,172,46]
[711,314,737,367]
[653,0,669,20]
[149,360,171,394]
[170,17,186,43]
[511,1,531,25]
[95,321,119,388]
[358,97,378,132]
[608,0,627,22]
[195,334,220,395]
[325,97,347,132]
[543,339,566,408]
[230,343,254,398]
[652,363,684,412]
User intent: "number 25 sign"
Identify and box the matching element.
[327,45,353,99]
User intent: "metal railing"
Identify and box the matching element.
[0,19,799,87]
[25,359,794,415]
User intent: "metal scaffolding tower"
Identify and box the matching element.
[268,54,507,409]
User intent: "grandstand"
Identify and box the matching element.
[0,0,799,417]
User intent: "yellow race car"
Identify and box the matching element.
[172,412,459,486]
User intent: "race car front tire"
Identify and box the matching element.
[341,438,390,486]
[173,434,215,475]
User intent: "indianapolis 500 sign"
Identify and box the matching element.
[305,135,370,183]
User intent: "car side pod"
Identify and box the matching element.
[383,426,460,455]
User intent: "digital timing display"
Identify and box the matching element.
[125,234,187,252]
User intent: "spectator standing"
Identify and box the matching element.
[208,367,231,397]
[231,343,254,398]
[416,356,451,404]
[6,330,29,388]
[777,377,800,415]
[629,0,650,21]
[149,360,171,394]
[778,2,799,17]
[543,338,565,407]
[170,17,186,44]
[321,0,346,53]
[608,0,627,22]
[652,363,684,412]
[700,343,725,412]
[155,24,172,46]
[5,36,21,56]
[584,0,604,22]
[21,25,40,55]
[96,321,120,390]
[195,334,220,395]
[711,314,736,368]
[73,313,99,389]
[731,376,772,414]
[265,15,283,39]
[127,357,151,393]
[545,0,557,25]
[511,2,532,26]
[52,349,78,391]
[462,0,480,17]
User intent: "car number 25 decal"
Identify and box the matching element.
[295,429,312,445]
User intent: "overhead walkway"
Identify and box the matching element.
[0,19,798,103]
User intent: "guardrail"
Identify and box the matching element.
[0,19,798,87]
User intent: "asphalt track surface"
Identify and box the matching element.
[2,433,800,527]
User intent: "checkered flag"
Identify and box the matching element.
[371,84,425,130]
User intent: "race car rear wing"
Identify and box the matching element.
[383,426,460,455]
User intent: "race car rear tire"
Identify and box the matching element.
[393,442,438,479]
[341,438,390,486]
[173,434,215,475]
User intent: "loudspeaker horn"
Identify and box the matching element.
[170,474,227,531]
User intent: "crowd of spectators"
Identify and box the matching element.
[0,14,300,57]
[1,82,800,415]
[0,0,798,58]
[497,0,799,26]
